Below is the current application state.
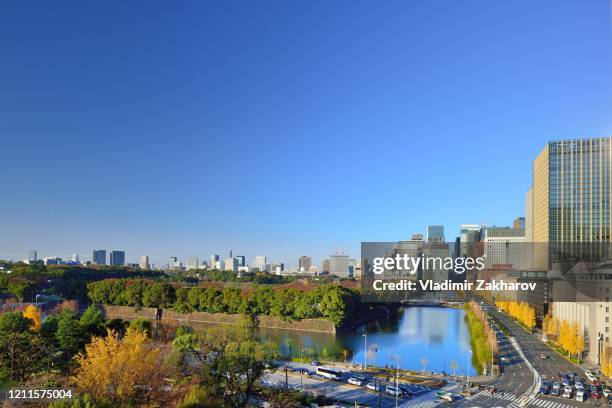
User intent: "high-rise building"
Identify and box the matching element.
[253,256,267,272]
[513,217,525,229]
[459,224,482,257]
[235,255,246,267]
[186,256,199,271]
[427,225,445,243]
[533,138,612,268]
[525,187,534,269]
[321,259,330,274]
[210,255,220,270]
[482,227,527,270]
[225,257,238,272]
[28,250,37,262]
[298,256,312,272]
[109,250,125,266]
[329,253,350,278]
[93,249,106,265]
[270,262,284,275]
[140,255,149,270]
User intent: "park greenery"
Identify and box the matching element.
[87,279,360,326]
[464,301,498,374]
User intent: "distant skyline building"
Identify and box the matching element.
[459,224,482,258]
[28,250,37,262]
[321,259,330,274]
[482,227,527,270]
[92,249,106,265]
[225,257,238,272]
[427,225,445,242]
[235,255,246,267]
[329,253,350,278]
[253,255,267,271]
[186,256,199,271]
[140,255,149,270]
[210,254,219,270]
[298,256,312,272]
[513,217,525,229]
[109,250,125,266]
[71,253,80,263]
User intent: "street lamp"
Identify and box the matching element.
[300,347,307,387]
[598,333,604,367]
[34,294,41,309]
[394,355,400,408]
[467,349,472,393]
[363,331,367,371]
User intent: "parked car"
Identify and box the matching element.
[575,390,586,402]
[348,377,363,386]
[539,353,548,359]
[552,382,561,396]
[563,387,573,399]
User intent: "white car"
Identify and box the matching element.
[367,382,380,391]
[348,377,363,386]
[386,385,403,396]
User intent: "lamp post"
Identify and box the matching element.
[598,333,604,367]
[467,349,472,394]
[300,347,307,387]
[363,331,367,371]
[394,355,400,408]
[34,294,40,309]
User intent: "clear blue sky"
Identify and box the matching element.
[1,1,611,267]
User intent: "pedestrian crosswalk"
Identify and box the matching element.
[527,397,576,408]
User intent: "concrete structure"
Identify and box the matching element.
[329,254,350,278]
[253,255,267,272]
[92,249,106,265]
[482,227,528,270]
[186,256,199,271]
[427,225,445,243]
[225,257,239,272]
[298,256,312,273]
[109,250,125,266]
[210,254,220,270]
[140,255,149,270]
[321,259,330,274]
[513,217,526,229]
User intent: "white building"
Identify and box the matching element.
[225,257,239,272]
[140,255,149,270]
[483,227,527,270]
[186,256,199,271]
[330,254,350,278]
[253,256,267,272]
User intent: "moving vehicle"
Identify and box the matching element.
[563,386,573,399]
[310,361,321,367]
[367,382,381,391]
[539,353,548,359]
[551,382,561,396]
[316,367,342,381]
[586,371,598,382]
[539,381,551,394]
[575,390,586,402]
[602,387,611,398]
[440,392,456,402]
[348,377,363,386]
[385,385,404,397]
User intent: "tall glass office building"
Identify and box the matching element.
[532,137,612,268]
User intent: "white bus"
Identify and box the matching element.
[316,366,342,381]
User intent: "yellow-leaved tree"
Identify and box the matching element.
[22,305,42,331]
[72,328,174,407]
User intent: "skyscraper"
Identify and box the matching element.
[225,257,238,272]
[513,217,525,229]
[140,255,149,270]
[329,253,350,278]
[253,256,267,271]
[427,225,445,243]
[235,255,246,267]
[27,250,37,262]
[109,250,125,266]
[532,138,612,268]
[186,256,199,271]
[210,254,220,269]
[298,256,312,272]
[93,249,106,265]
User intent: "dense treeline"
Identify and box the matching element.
[0,262,166,301]
[87,279,360,326]
[464,301,497,374]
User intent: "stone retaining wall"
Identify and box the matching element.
[100,305,336,334]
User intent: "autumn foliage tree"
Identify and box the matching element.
[495,301,536,331]
[72,328,174,407]
[22,305,42,331]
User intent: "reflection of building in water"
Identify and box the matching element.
[551,260,612,366]
[424,308,448,344]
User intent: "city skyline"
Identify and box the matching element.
[2,1,612,265]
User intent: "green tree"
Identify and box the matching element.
[142,282,175,308]
[0,312,49,382]
[55,311,84,364]
[79,305,106,336]
[129,318,152,337]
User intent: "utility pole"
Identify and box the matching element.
[363,331,367,371]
